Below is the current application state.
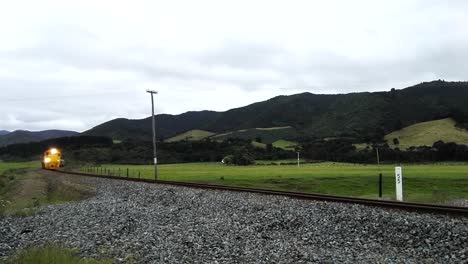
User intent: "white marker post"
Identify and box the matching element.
[395,166,403,201]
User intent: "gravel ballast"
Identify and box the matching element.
[1,172,467,263]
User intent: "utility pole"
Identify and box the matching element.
[376,147,382,198]
[297,151,300,168]
[146,90,158,179]
[376,147,380,166]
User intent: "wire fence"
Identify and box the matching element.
[79,166,142,179]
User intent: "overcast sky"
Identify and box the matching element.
[0,0,467,132]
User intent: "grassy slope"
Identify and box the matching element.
[0,162,94,215]
[251,141,266,149]
[165,129,215,142]
[7,244,111,264]
[98,162,468,204]
[385,118,468,149]
[0,161,39,174]
[251,139,297,150]
[272,140,297,150]
[210,126,298,143]
[167,127,298,150]
[353,143,369,151]
[0,163,112,263]
[255,126,292,131]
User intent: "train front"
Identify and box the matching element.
[42,148,61,170]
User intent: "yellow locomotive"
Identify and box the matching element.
[42,148,63,170]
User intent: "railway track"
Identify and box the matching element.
[51,169,468,216]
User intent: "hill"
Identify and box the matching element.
[165,127,299,150]
[165,130,215,142]
[0,130,78,146]
[84,80,468,142]
[83,111,221,141]
[0,130,9,136]
[385,118,468,149]
[210,126,299,143]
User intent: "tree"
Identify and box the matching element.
[393,120,403,131]
[223,147,255,166]
[222,155,234,165]
[393,138,400,146]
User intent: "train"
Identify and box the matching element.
[42,147,64,169]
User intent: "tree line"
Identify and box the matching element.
[0,136,294,165]
[1,135,467,165]
[300,139,468,163]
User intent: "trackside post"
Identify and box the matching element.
[379,173,382,198]
[395,166,403,201]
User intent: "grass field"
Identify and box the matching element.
[91,162,468,204]
[385,118,468,149]
[0,161,39,174]
[2,160,466,205]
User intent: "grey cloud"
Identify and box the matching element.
[197,41,286,69]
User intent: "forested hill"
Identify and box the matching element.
[83,80,468,142]
[0,130,78,146]
[83,111,222,142]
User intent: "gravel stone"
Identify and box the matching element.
[449,199,468,207]
[0,172,467,263]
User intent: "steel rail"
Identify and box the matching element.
[50,169,468,216]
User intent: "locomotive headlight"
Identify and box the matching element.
[44,157,51,163]
[50,148,58,155]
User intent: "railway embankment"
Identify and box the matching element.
[1,171,467,263]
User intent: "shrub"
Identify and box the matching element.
[223,147,255,166]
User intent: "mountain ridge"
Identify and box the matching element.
[0,129,78,146]
[83,80,468,142]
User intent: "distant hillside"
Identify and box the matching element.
[0,130,78,146]
[272,139,298,150]
[84,80,468,142]
[166,130,215,142]
[0,130,9,136]
[210,126,299,143]
[166,127,299,150]
[385,118,468,149]
[83,111,221,141]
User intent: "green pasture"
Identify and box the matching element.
[0,161,39,174]
[1,160,467,205]
[354,118,468,150]
[94,162,468,204]
[385,118,468,149]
